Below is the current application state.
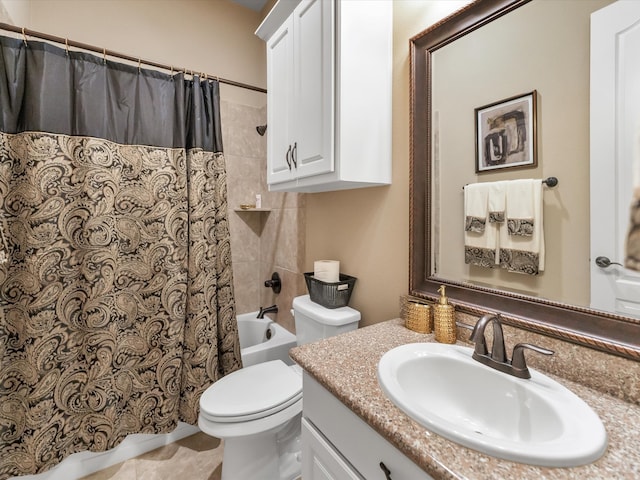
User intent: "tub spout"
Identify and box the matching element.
[257,304,278,319]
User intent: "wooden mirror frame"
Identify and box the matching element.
[409,0,640,360]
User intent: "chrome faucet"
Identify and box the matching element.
[257,304,278,319]
[465,314,554,379]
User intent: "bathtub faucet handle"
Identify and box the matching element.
[257,304,278,319]
[264,272,281,294]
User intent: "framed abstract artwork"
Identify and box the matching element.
[475,91,537,173]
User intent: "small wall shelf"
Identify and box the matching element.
[233,208,271,236]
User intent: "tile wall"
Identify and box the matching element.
[221,100,305,333]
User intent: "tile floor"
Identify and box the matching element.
[80,433,223,480]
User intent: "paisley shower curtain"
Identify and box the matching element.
[0,36,242,479]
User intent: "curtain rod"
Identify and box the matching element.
[0,22,267,94]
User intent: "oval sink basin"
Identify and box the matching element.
[377,343,607,467]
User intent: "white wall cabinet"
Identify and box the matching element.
[264,0,333,186]
[302,373,434,480]
[256,0,392,193]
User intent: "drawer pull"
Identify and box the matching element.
[285,144,292,170]
[379,461,393,479]
[292,141,298,168]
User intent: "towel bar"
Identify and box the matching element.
[462,177,558,190]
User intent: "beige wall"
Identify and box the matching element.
[222,101,304,332]
[15,0,267,107]
[2,0,470,329]
[0,0,29,24]
[20,0,306,330]
[6,0,309,330]
[433,0,611,307]
[305,1,470,327]
[10,0,584,328]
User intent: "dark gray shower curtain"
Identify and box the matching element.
[0,35,242,479]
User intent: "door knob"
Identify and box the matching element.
[595,256,623,268]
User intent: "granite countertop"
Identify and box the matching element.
[290,318,640,480]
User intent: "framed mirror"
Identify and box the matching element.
[409,0,640,360]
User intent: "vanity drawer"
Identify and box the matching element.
[303,373,433,480]
[302,418,364,480]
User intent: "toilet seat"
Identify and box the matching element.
[200,360,302,423]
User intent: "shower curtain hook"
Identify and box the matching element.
[138,58,141,74]
[21,27,28,47]
[103,47,107,64]
[65,38,69,55]
[170,65,174,80]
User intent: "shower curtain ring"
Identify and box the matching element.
[138,58,141,74]
[103,48,107,64]
[21,27,28,46]
[65,38,69,55]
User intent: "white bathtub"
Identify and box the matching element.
[238,311,297,367]
[14,311,297,480]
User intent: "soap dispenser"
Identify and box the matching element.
[434,285,456,344]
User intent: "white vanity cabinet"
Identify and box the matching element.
[256,0,392,193]
[302,373,434,480]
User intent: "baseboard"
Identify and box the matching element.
[13,422,201,480]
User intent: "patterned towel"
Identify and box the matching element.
[499,179,545,275]
[464,183,495,267]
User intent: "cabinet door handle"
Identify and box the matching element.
[379,462,393,479]
[285,144,292,170]
[292,142,297,168]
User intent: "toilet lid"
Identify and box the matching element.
[200,360,302,423]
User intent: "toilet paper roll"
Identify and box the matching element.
[314,260,340,283]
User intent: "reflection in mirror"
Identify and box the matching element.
[589,0,640,319]
[433,0,605,309]
[410,0,640,360]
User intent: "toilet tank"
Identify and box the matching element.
[292,295,361,346]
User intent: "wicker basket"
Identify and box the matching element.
[405,302,433,333]
[304,272,356,309]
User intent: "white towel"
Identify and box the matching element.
[464,183,498,268]
[488,181,506,223]
[464,183,488,233]
[506,179,535,236]
[499,179,544,274]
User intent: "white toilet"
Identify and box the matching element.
[198,294,360,480]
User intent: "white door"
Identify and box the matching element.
[292,0,334,179]
[590,0,640,318]
[266,16,296,185]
